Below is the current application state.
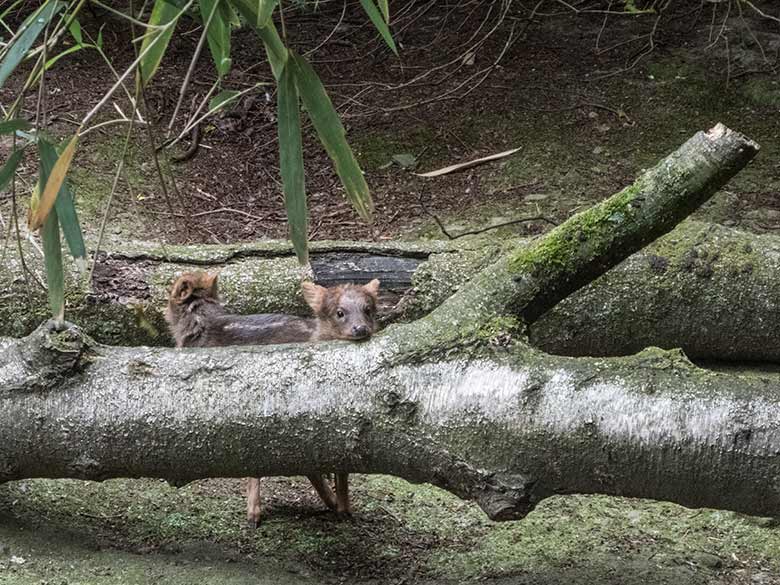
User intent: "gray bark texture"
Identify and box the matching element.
[1,125,775,520]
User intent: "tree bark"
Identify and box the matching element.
[2,320,779,520]
[1,124,770,521]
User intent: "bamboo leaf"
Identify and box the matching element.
[200,0,232,77]
[290,51,373,222]
[33,44,93,85]
[68,17,83,44]
[209,89,240,111]
[225,1,241,26]
[0,119,31,134]
[39,139,87,267]
[377,0,389,22]
[137,0,180,87]
[28,134,79,231]
[278,58,308,264]
[41,204,65,321]
[229,0,283,78]
[0,1,64,88]
[0,149,23,192]
[229,0,277,29]
[358,0,397,55]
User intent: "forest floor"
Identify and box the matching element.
[1,1,780,583]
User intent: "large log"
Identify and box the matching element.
[2,322,778,520]
[2,125,772,520]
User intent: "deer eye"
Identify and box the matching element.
[336,309,345,319]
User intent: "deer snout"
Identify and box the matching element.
[351,324,370,339]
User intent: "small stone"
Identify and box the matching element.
[693,552,723,569]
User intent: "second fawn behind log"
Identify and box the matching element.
[165,271,380,526]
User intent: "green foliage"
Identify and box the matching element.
[0,1,64,88]
[32,19,104,85]
[231,0,278,28]
[39,199,65,321]
[209,89,240,111]
[0,119,31,134]
[28,134,78,231]
[622,0,654,14]
[136,0,181,87]
[290,50,374,223]
[358,0,397,55]
[199,0,232,77]
[278,57,308,264]
[0,149,24,192]
[39,139,87,269]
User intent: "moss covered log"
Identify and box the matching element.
[531,221,780,360]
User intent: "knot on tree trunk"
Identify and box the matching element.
[16,320,92,391]
[475,472,536,521]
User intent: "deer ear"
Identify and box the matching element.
[302,281,326,312]
[205,273,219,298]
[175,276,194,302]
[363,279,380,298]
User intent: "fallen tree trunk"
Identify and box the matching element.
[2,124,772,520]
[531,220,780,361]
[3,224,779,362]
[2,323,778,520]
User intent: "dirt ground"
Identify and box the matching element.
[1,1,780,584]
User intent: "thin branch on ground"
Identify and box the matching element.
[166,0,220,136]
[741,0,780,25]
[417,191,557,240]
[705,0,731,51]
[304,0,348,57]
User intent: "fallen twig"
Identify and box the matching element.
[415,147,521,177]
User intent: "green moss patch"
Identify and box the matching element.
[2,476,779,584]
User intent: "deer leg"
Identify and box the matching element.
[335,473,351,515]
[246,477,262,528]
[307,475,338,510]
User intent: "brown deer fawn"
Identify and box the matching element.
[165,271,380,526]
